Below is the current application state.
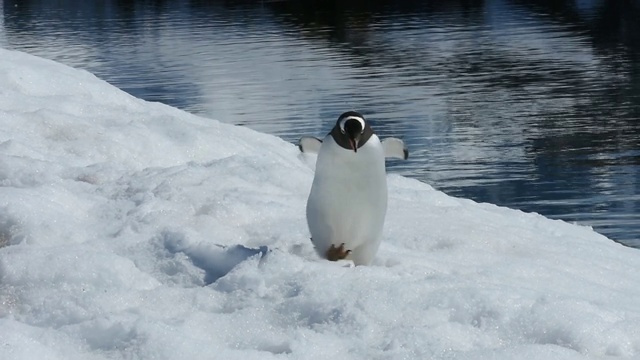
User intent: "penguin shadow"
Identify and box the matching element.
[161,231,269,285]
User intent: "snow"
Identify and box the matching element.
[0,48,639,360]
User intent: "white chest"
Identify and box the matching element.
[306,135,388,259]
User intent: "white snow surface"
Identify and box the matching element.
[1,48,639,360]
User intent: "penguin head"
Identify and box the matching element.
[332,111,374,153]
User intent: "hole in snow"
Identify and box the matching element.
[0,209,25,247]
[255,341,292,355]
[160,230,269,285]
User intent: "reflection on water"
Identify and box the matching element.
[2,0,639,247]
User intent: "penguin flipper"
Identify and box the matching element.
[382,138,409,160]
[299,136,323,154]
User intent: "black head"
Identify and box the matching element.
[330,111,374,153]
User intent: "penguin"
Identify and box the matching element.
[299,111,408,265]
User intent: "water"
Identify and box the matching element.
[1,0,639,248]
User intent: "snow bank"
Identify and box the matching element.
[0,48,639,360]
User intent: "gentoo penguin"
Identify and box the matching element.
[299,111,408,265]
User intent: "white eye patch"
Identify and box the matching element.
[339,116,366,134]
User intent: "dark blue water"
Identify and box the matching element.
[1,0,639,248]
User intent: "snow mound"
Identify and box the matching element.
[1,48,639,360]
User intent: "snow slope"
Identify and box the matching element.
[0,48,639,360]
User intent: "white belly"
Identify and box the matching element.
[306,135,387,265]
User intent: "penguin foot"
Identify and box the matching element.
[326,243,351,261]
